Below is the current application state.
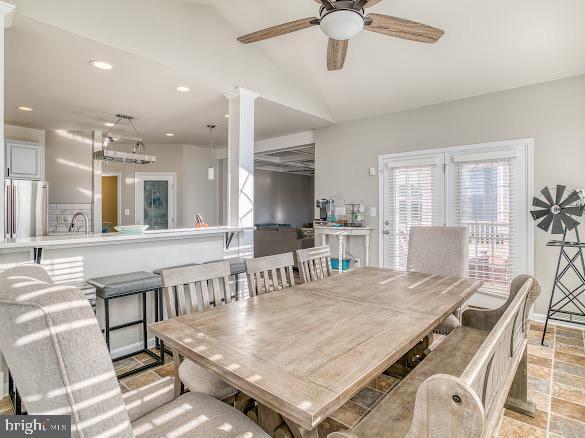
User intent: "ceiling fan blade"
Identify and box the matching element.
[551,215,565,234]
[562,206,585,217]
[560,190,582,208]
[530,209,549,220]
[365,14,444,43]
[532,197,551,209]
[237,18,317,44]
[555,185,566,205]
[327,38,348,71]
[559,213,580,231]
[541,186,555,205]
[537,214,554,233]
[365,0,385,7]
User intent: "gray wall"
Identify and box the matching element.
[255,170,314,227]
[315,74,585,316]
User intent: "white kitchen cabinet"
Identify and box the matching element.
[5,139,43,180]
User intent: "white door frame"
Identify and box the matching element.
[102,172,122,226]
[135,171,176,229]
[378,138,534,275]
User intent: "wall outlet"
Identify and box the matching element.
[59,215,70,224]
[354,258,361,267]
[124,209,130,216]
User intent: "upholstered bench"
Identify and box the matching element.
[88,271,164,378]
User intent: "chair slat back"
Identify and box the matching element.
[245,252,295,297]
[161,261,232,317]
[296,245,332,283]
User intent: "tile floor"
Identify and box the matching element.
[2,321,585,438]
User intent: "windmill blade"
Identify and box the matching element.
[559,213,580,231]
[237,18,317,44]
[551,215,565,234]
[327,38,348,71]
[560,190,582,208]
[541,186,555,205]
[563,206,585,217]
[365,14,444,43]
[532,196,551,209]
[537,214,554,233]
[555,185,566,205]
[530,209,549,220]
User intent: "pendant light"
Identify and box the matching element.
[207,123,216,180]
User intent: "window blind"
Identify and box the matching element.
[384,163,438,270]
[453,158,516,292]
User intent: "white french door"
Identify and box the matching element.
[380,139,533,294]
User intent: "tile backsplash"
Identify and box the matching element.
[49,203,93,234]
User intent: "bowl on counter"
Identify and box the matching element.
[113,225,150,235]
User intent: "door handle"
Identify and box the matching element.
[384,230,390,235]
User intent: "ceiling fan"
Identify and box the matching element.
[237,0,444,71]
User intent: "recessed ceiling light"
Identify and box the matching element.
[17,106,33,112]
[176,86,190,92]
[104,122,115,127]
[224,114,230,118]
[165,133,175,137]
[90,60,113,70]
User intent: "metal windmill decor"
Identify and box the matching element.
[531,185,585,345]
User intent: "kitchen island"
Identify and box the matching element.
[0,226,253,352]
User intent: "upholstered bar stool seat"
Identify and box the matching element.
[89,271,162,298]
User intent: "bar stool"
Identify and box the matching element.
[88,271,165,378]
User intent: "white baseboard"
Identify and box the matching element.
[529,312,585,331]
[110,337,157,360]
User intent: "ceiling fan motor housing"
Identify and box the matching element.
[319,2,366,41]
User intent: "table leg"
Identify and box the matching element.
[505,346,536,417]
[338,235,343,273]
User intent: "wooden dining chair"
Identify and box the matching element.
[245,252,295,297]
[296,245,332,283]
[160,261,237,400]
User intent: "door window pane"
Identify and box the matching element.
[144,180,169,230]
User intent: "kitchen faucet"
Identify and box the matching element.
[69,211,90,235]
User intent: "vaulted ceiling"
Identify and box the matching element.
[5,0,585,144]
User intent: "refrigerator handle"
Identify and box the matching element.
[4,183,10,237]
[12,185,16,238]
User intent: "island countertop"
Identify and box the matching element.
[0,226,253,250]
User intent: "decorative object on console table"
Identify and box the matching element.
[530,185,585,345]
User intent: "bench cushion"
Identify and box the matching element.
[88,271,162,298]
[351,327,488,438]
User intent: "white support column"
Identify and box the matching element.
[224,87,259,259]
[0,2,14,242]
[0,1,15,398]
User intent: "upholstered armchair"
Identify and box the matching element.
[0,264,268,438]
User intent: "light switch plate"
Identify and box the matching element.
[369,167,376,176]
[124,209,130,216]
[370,207,377,217]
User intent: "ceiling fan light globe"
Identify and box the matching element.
[320,10,364,41]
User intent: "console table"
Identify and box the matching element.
[314,226,373,271]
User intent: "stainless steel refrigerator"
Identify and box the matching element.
[4,179,48,238]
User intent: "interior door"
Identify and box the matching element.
[135,173,175,230]
[380,153,445,269]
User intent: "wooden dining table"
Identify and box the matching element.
[149,267,482,437]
